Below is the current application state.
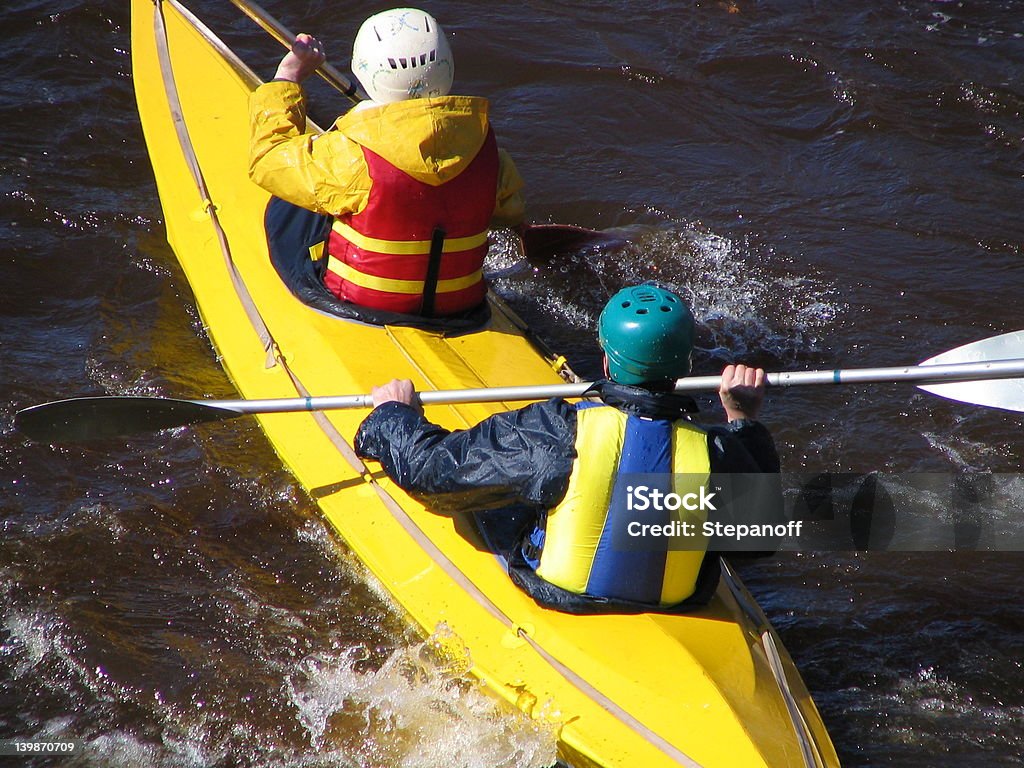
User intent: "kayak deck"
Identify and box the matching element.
[130,1,839,765]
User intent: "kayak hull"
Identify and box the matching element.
[130,2,840,766]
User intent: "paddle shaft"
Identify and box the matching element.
[173,357,1024,415]
[226,0,362,103]
[16,356,1024,442]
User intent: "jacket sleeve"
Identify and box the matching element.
[491,148,526,227]
[706,419,786,553]
[707,419,781,474]
[248,81,368,216]
[354,399,577,514]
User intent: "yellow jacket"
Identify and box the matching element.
[248,81,525,226]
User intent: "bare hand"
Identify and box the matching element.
[719,364,766,422]
[371,378,418,409]
[274,34,326,84]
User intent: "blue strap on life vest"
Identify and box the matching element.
[585,415,673,603]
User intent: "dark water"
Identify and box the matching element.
[3,0,1024,765]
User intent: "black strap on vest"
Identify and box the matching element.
[420,227,446,317]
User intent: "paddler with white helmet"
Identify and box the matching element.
[249,8,525,319]
[355,285,784,612]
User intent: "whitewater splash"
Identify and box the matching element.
[1,578,557,768]
[287,624,559,768]
[0,495,556,768]
[487,220,843,371]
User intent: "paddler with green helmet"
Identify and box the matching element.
[356,285,783,612]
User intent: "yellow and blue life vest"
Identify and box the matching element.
[527,403,712,606]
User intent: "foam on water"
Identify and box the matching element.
[837,664,1024,756]
[1,567,556,768]
[616,224,843,364]
[1,452,557,768]
[488,220,843,370]
[920,429,1015,472]
[286,625,558,768]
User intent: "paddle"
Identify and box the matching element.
[15,331,1024,443]
[226,0,617,262]
[226,0,362,103]
[518,224,627,262]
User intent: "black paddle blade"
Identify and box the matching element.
[519,224,626,263]
[14,396,241,443]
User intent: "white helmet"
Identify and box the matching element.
[351,8,454,104]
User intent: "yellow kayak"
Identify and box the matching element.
[130,1,840,765]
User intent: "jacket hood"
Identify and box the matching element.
[334,96,491,186]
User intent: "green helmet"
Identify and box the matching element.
[598,285,695,385]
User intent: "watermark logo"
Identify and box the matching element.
[626,484,718,512]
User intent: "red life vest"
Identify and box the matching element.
[324,128,499,316]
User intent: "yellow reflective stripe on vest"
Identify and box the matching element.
[536,408,625,594]
[326,255,483,295]
[331,219,489,255]
[660,426,712,604]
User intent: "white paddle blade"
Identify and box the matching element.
[918,330,1024,412]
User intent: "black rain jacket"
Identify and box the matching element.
[355,381,785,614]
[355,381,781,514]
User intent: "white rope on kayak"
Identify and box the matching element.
[762,630,821,768]
[153,0,279,370]
[720,561,823,768]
